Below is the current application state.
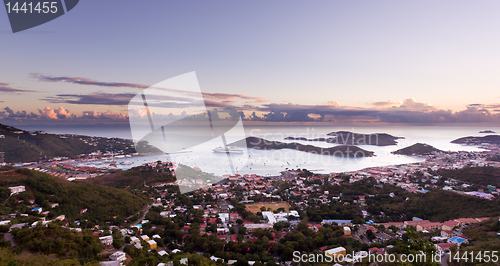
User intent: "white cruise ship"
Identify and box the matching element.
[213,146,244,154]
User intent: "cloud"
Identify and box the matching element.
[33,74,266,104]
[0,82,35,93]
[391,98,435,111]
[0,107,38,119]
[0,106,130,124]
[81,110,128,120]
[371,100,400,107]
[31,74,149,89]
[38,106,72,119]
[43,92,138,106]
[239,99,500,124]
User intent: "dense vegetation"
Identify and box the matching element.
[392,143,443,155]
[0,168,148,225]
[231,136,375,157]
[326,131,402,146]
[0,123,160,163]
[451,135,500,145]
[87,163,176,189]
[12,224,103,260]
[374,190,500,222]
[0,248,100,266]
[438,166,500,188]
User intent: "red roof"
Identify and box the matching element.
[231,234,238,242]
[437,243,456,249]
[369,247,385,254]
[318,246,328,251]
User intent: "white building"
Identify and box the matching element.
[99,235,113,246]
[8,186,25,194]
[109,251,126,261]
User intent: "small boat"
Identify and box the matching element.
[212,146,244,154]
[120,161,133,165]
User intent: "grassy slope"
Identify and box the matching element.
[0,168,148,223]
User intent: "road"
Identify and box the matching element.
[3,232,17,248]
[440,253,449,266]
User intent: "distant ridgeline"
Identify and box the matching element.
[391,143,444,156]
[285,131,403,146]
[231,136,375,157]
[451,135,500,145]
[0,123,160,163]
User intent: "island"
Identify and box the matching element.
[451,135,500,145]
[480,130,496,134]
[391,143,443,156]
[284,131,402,146]
[326,131,403,146]
[230,136,375,157]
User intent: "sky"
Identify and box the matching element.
[1,0,500,126]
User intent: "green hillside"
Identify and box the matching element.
[0,123,136,163]
[87,162,176,189]
[0,168,148,224]
[438,166,500,188]
[392,143,443,155]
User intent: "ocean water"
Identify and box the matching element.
[17,124,499,176]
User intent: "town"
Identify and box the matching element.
[1,139,500,266]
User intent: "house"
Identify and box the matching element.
[404,220,430,227]
[147,240,157,249]
[32,207,42,213]
[140,235,150,242]
[416,222,442,232]
[130,236,140,244]
[325,247,347,258]
[441,230,457,238]
[50,203,59,208]
[453,218,478,226]
[109,251,126,262]
[99,235,113,246]
[379,222,404,229]
[8,186,25,194]
[55,215,65,221]
[321,219,352,226]
[80,208,88,214]
[448,236,468,246]
[99,261,122,266]
[435,243,456,255]
[180,258,188,265]
[366,226,378,233]
[442,220,460,231]
[358,195,365,204]
[343,227,351,236]
[158,250,168,256]
[369,247,386,254]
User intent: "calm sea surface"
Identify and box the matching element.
[17,124,499,176]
